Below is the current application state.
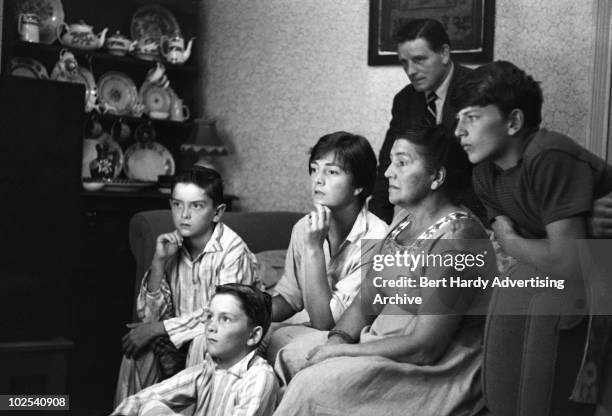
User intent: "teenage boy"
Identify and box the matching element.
[112,283,278,416]
[115,167,260,403]
[452,60,612,279]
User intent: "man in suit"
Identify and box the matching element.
[369,19,473,223]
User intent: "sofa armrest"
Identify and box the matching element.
[129,210,175,301]
[482,263,590,416]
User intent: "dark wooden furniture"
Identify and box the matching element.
[0,0,214,411]
[0,76,83,406]
[0,338,74,396]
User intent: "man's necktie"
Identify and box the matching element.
[425,92,437,126]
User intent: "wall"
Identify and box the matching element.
[202,0,596,212]
[495,0,594,146]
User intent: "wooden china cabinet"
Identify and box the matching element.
[0,0,216,411]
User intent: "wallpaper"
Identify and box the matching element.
[201,0,596,212]
[494,0,594,146]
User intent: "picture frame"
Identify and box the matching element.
[368,0,495,65]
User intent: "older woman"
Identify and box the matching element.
[274,126,497,416]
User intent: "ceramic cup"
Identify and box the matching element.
[84,115,104,138]
[111,119,131,141]
[170,99,190,122]
[150,111,169,120]
[134,122,156,142]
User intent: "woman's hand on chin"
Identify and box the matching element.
[305,203,332,249]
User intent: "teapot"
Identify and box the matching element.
[57,20,108,51]
[105,31,133,56]
[160,31,194,64]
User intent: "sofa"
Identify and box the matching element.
[129,209,606,416]
[129,210,303,297]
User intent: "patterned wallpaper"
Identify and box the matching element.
[494,0,594,146]
[201,0,596,212]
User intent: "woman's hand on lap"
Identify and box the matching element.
[305,343,347,367]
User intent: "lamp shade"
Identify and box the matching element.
[180,119,228,156]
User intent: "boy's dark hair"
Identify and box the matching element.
[451,60,543,131]
[215,283,272,344]
[396,126,471,203]
[394,18,451,52]
[309,131,377,203]
[171,166,224,206]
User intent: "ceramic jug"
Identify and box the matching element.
[89,142,117,180]
[18,13,40,43]
[170,98,190,121]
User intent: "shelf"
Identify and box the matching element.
[81,189,169,198]
[92,112,195,129]
[81,189,238,201]
[11,41,197,74]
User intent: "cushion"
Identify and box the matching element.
[256,249,287,290]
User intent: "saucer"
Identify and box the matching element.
[97,71,138,115]
[131,4,180,44]
[139,81,173,115]
[124,141,175,181]
[10,57,49,79]
[150,111,169,120]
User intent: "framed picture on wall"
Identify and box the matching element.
[368,0,495,65]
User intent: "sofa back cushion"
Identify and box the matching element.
[128,210,303,316]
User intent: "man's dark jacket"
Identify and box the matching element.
[369,64,484,223]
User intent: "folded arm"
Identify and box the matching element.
[493,215,586,279]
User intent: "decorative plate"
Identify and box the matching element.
[131,5,180,43]
[97,71,138,116]
[17,0,65,44]
[104,179,156,192]
[124,141,175,182]
[82,134,124,179]
[51,65,97,111]
[139,81,173,115]
[10,57,49,79]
